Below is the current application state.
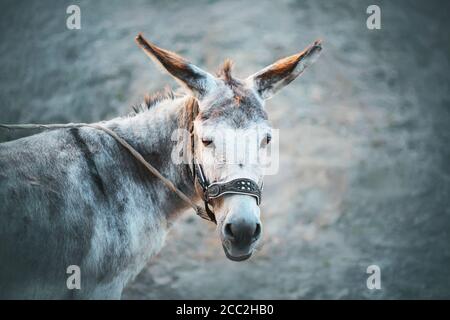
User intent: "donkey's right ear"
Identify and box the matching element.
[135,33,217,98]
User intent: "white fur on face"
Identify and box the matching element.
[195,122,271,182]
[194,119,271,226]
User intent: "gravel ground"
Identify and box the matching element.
[0,0,449,299]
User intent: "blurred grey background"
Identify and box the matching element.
[0,0,449,299]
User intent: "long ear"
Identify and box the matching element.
[135,33,216,97]
[247,40,322,100]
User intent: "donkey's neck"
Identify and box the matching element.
[103,95,198,224]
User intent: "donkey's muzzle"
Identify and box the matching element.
[222,219,261,261]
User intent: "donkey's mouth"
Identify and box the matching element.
[222,244,253,262]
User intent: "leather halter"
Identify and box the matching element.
[192,159,262,224]
[189,104,263,225]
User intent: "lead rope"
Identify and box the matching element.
[0,122,213,222]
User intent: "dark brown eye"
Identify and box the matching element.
[261,134,272,147]
[202,138,213,147]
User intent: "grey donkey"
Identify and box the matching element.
[0,34,322,299]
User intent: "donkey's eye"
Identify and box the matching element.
[261,134,272,147]
[202,138,213,147]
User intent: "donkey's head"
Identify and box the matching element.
[136,34,322,261]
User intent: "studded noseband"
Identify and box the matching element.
[192,158,263,224]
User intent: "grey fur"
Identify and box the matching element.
[0,96,198,299]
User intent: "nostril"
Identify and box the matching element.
[225,222,261,243]
[253,223,261,241]
[224,223,234,239]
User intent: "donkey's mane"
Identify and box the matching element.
[216,59,233,81]
[216,59,241,87]
[129,86,177,116]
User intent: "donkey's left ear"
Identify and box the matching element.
[135,33,217,98]
[247,40,322,100]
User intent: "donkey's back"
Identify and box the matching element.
[0,128,166,299]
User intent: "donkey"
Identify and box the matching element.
[0,34,322,299]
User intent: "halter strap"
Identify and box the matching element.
[193,160,261,205]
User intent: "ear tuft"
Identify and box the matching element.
[217,59,234,82]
